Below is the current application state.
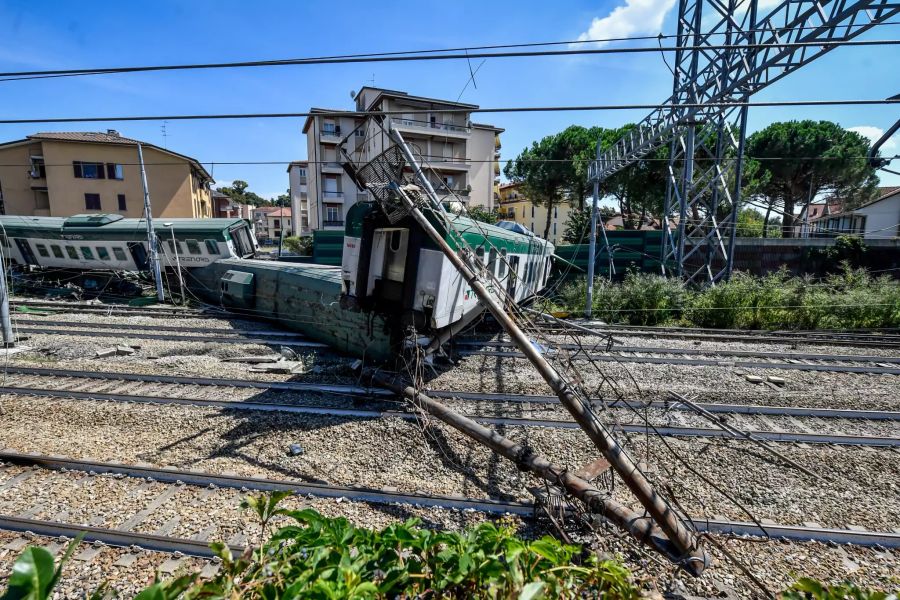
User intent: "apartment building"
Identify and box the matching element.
[212,190,251,219]
[302,86,502,231]
[0,131,212,218]
[287,161,309,234]
[498,182,574,244]
[259,207,292,242]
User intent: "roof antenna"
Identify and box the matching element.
[161,121,168,149]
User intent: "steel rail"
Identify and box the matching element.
[13,325,327,348]
[457,340,900,365]
[0,450,530,515]
[697,520,900,548]
[0,453,897,554]
[459,349,900,375]
[3,384,897,447]
[13,319,310,339]
[0,515,223,558]
[529,324,900,349]
[4,366,899,421]
[21,323,899,368]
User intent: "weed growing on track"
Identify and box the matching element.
[551,266,900,329]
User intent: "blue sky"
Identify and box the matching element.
[0,0,897,199]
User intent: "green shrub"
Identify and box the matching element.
[549,267,900,330]
[282,235,313,255]
[1,493,639,599]
[782,577,897,600]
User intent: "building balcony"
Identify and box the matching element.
[323,220,344,228]
[320,161,344,174]
[320,129,342,143]
[322,191,345,203]
[390,117,470,139]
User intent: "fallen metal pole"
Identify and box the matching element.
[669,392,820,480]
[387,124,709,576]
[366,369,685,563]
[137,143,164,303]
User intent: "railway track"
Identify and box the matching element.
[3,365,899,421]
[16,322,900,375]
[1,451,898,558]
[530,322,900,350]
[13,297,900,350]
[1,372,897,447]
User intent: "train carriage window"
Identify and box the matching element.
[488,248,497,275]
[51,245,64,259]
[65,247,78,259]
[475,246,484,266]
[112,247,127,261]
[205,239,220,255]
[498,250,507,277]
[35,244,50,258]
[166,238,183,254]
[186,239,202,255]
[0,234,8,248]
[80,247,94,260]
[97,247,110,261]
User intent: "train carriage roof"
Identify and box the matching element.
[0,215,249,239]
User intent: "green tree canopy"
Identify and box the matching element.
[216,180,268,207]
[744,120,879,237]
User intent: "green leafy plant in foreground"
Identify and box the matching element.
[782,578,897,600]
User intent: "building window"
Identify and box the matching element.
[117,194,127,211]
[97,247,110,260]
[325,205,341,223]
[80,246,94,260]
[36,244,49,258]
[51,245,64,258]
[84,193,101,210]
[106,163,124,180]
[297,168,307,176]
[65,246,78,259]
[531,206,535,218]
[73,162,105,179]
[186,239,202,255]
[29,157,46,178]
[273,219,280,229]
[112,247,127,261]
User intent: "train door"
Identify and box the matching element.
[14,239,37,265]
[370,228,408,304]
[128,242,149,270]
[506,255,519,301]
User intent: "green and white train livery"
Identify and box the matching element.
[340,201,554,336]
[0,214,257,270]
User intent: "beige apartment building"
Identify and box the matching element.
[301,86,502,231]
[287,161,309,234]
[0,131,213,218]
[498,182,575,244]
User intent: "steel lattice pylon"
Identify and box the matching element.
[588,0,900,284]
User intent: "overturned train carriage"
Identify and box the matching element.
[0,213,257,270]
[341,201,555,342]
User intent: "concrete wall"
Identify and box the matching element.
[0,140,209,218]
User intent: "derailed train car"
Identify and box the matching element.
[0,204,554,363]
[0,213,257,269]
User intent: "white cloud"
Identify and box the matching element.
[848,126,897,151]
[577,0,677,46]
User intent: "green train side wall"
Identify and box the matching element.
[305,229,900,279]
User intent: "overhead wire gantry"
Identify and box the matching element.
[586,0,900,286]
